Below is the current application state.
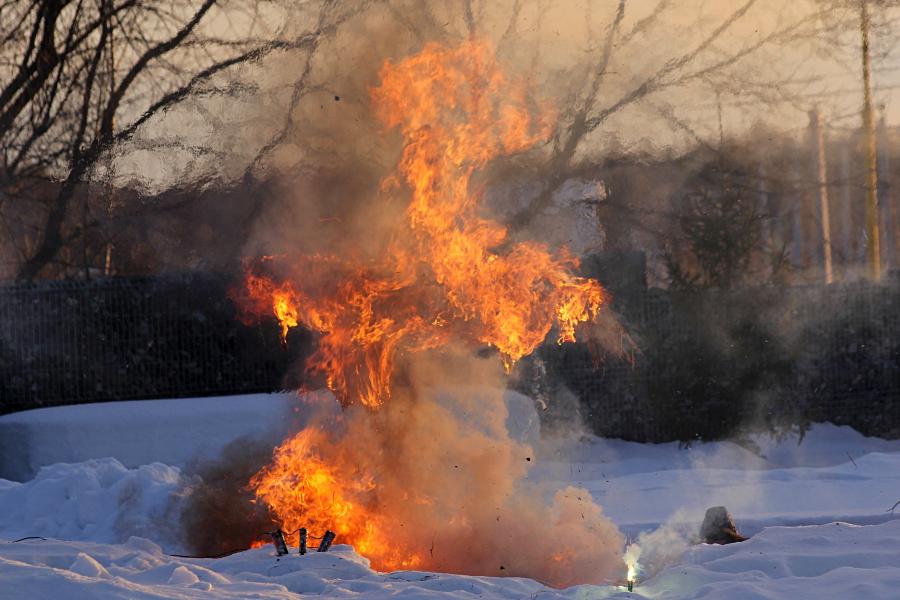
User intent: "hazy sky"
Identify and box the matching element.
[506,0,900,150]
[115,0,900,190]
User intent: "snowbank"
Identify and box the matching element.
[2,520,899,599]
[2,394,899,598]
[0,537,583,600]
[0,458,188,552]
[0,390,540,482]
[532,422,900,537]
[0,393,297,481]
[641,519,900,599]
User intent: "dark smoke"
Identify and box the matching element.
[179,436,277,556]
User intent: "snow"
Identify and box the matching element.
[0,390,538,482]
[0,537,603,599]
[532,424,900,538]
[0,393,298,481]
[1,393,899,599]
[2,522,899,599]
[640,520,900,599]
[0,459,188,551]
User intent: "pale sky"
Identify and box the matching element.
[114,0,900,190]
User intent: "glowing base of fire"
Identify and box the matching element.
[249,383,626,588]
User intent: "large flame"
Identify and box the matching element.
[238,40,620,583]
[239,39,604,409]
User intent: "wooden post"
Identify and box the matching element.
[791,164,805,270]
[270,529,289,556]
[878,109,896,270]
[317,530,336,552]
[860,0,881,279]
[812,108,834,283]
[758,162,770,252]
[841,145,853,273]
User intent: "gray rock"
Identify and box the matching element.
[699,506,747,544]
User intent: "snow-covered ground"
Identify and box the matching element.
[3,521,898,599]
[0,393,300,481]
[1,393,899,599]
[533,424,900,539]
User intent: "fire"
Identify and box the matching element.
[239,39,604,407]
[242,273,300,343]
[624,542,641,590]
[238,40,611,577]
[249,423,422,569]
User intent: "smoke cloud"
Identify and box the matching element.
[175,4,642,587]
[265,347,625,586]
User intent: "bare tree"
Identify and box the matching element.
[498,0,839,231]
[0,0,352,280]
[4,0,897,280]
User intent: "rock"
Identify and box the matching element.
[699,506,747,544]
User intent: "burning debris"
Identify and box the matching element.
[235,39,626,587]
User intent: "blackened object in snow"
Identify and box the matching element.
[299,528,308,555]
[270,529,289,556]
[317,530,336,552]
[700,506,747,544]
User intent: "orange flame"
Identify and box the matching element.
[238,40,610,577]
[240,40,604,407]
[243,274,301,342]
[249,423,423,569]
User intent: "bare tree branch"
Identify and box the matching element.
[99,0,217,140]
[11,0,347,281]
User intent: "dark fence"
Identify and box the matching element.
[0,274,305,415]
[539,275,900,441]
[1,271,898,441]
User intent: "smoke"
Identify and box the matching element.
[388,348,625,586]
[179,436,277,557]
[172,5,638,586]
[267,347,625,586]
[179,393,343,556]
[177,348,626,585]
[624,510,698,580]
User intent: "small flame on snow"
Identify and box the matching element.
[624,542,641,585]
